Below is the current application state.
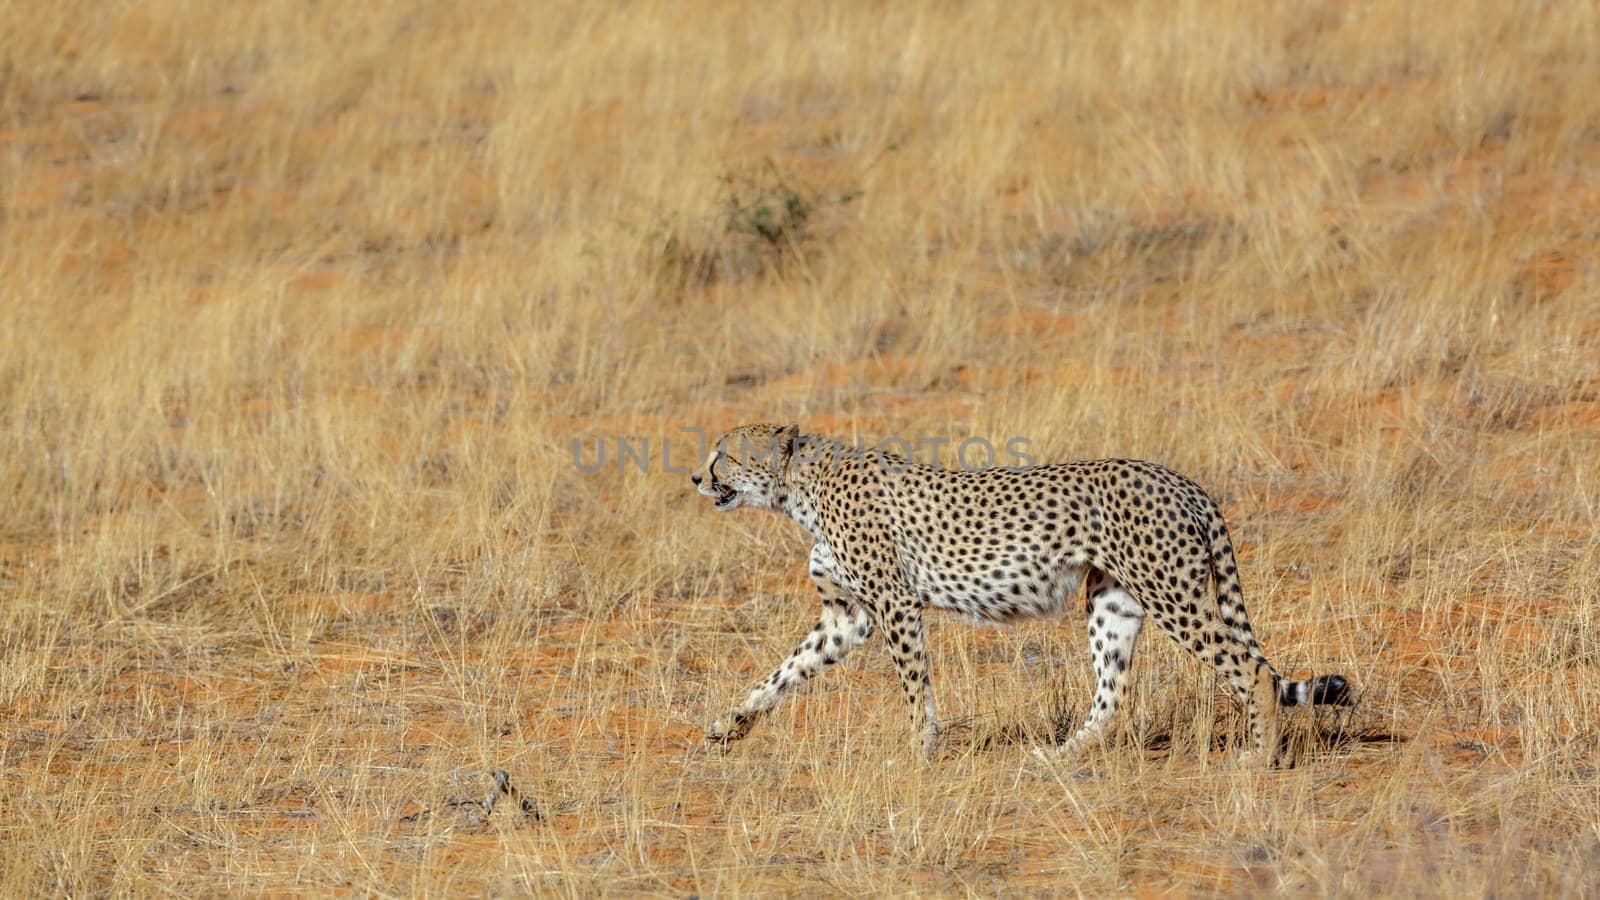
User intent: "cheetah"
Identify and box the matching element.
[690,423,1353,765]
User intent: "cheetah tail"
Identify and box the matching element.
[1277,674,1355,707]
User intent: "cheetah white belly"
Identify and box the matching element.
[911,559,1087,623]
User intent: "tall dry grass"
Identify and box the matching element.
[1,0,1597,893]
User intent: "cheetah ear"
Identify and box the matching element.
[776,422,800,464]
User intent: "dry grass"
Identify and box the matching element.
[2,0,1598,893]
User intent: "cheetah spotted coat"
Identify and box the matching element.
[691,423,1352,764]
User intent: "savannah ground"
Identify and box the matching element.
[2,0,1598,894]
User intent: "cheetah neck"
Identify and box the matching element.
[776,437,846,541]
[775,436,908,543]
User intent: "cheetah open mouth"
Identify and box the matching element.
[712,481,738,510]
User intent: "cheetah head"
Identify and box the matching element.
[691,422,799,512]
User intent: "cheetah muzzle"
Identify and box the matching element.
[690,422,1356,767]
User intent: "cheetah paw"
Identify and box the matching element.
[1024,741,1090,776]
[705,712,753,746]
[1031,738,1084,761]
[1236,750,1289,771]
[1028,746,1065,766]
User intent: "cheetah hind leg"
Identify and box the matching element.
[1036,570,1145,761]
[1146,593,1285,768]
[1173,603,1284,769]
[1237,660,1282,769]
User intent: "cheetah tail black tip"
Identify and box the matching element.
[1280,674,1355,707]
[1310,674,1354,706]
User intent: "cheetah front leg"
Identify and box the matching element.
[706,577,873,746]
[880,598,939,760]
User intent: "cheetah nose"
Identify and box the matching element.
[691,473,702,485]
